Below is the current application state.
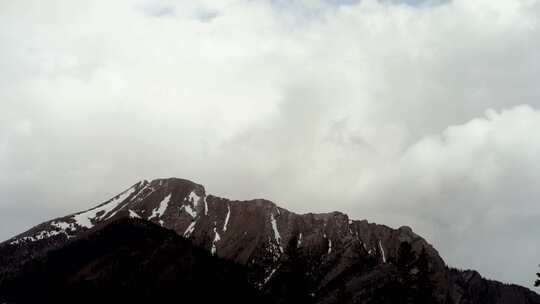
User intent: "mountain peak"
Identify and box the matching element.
[149,177,203,189]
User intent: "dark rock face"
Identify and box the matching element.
[1,177,538,304]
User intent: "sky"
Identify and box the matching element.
[1,0,540,288]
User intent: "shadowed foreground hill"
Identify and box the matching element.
[0,218,267,304]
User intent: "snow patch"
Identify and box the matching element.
[10,229,67,245]
[328,239,332,254]
[188,191,201,207]
[129,210,141,219]
[270,213,283,253]
[132,183,155,202]
[379,240,386,263]
[223,204,231,232]
[73,186,136,228]
[183,205,197,218]
[211,227,221,255]
[184,221,196,237]
[51,221,77,233]
[263,268,277,285]
[365,242,373,255]
[204,196,208,216]
[150,193,172,220]
[297,233,303,248]
[12,221,78,244]
[51,221,71,230]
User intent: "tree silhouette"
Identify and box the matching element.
[267,234,314,304]
[368,242,438,304]
[413,248,436,304]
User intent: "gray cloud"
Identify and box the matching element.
[1,0,540,288]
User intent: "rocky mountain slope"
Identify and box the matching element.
[1,177,538,303]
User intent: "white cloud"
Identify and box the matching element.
[1,0,540,288]
[350,106,540,285]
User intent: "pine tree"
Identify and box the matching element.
[276,234,314,304]
[396,242,416,270]
[336,284,353,303]
[396,241,416,303]
[413,248,436,304]
[369,243,438,304]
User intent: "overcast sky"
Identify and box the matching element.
[1,0,540,288]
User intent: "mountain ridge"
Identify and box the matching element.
[1,177,538,304]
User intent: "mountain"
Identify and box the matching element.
[1,177,538,304]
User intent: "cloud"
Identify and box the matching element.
[352,105,540,285]
[1,0,540,287]
[142,4,176,18]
